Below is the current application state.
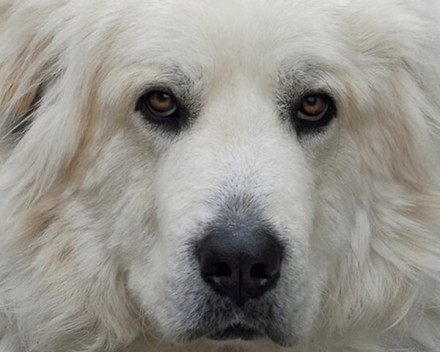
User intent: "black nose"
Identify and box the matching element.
[197,225,283,306]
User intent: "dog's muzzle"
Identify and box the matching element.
[195,221,284,342]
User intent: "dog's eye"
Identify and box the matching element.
[147,91,178,117]
[142,91,177,117]
[136,89,180,124]
[298,95,329,121]
[294,93,336,134]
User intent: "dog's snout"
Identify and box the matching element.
[197,225,283,306]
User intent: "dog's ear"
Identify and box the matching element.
[0,54,49,139]
[0,4,77,207]
[0,5,60,141]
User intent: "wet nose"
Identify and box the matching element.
[197,225,283,306]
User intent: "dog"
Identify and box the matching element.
[1,0,440,351]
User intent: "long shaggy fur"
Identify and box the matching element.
[1,1,440,351]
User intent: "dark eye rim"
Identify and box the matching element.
[293,91,337,134]
[135,87,182,124]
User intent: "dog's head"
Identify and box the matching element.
[1,0,440,351]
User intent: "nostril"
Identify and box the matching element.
[249,263,269,279]
[202,261,232,277]
[213,262,232,277]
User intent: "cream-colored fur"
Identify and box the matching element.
[1,1,440,351]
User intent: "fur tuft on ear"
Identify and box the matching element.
[0,2,96,212]
[0,4,68,231]
[0,3,63,141]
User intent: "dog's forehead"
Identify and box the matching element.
[102,0,348,77]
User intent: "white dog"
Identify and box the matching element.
[1,0,440,351]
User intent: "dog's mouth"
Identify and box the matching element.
[172,300,298,347]
[206,323,263,341]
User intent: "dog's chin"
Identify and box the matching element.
[176,323,298,348]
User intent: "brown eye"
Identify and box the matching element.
[298,94,329,121]
[135,88,186,132]
[146,91,178,117]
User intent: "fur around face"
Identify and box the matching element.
[1,0,440,351]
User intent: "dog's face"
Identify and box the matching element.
[2,0,439,350]
[94,1,346,346]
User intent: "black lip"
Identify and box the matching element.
[207,324,263,341]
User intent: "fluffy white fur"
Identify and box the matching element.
[1,0,440,351]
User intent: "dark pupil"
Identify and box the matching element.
[306,96,318,106]
[156,92,170,103]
